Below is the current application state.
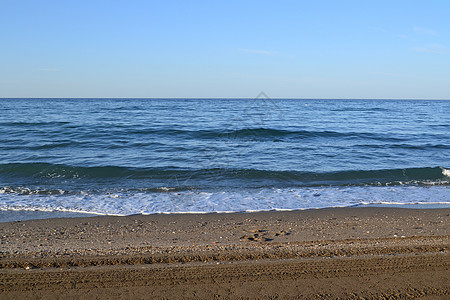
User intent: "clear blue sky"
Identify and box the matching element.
[1,0,449,99]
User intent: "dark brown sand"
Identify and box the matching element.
[0,207,449,299]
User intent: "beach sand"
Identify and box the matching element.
[0,207,448,299]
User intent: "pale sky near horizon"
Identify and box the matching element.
[1,0,450,99]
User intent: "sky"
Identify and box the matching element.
[1,0,450,99]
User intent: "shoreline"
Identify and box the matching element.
[1,202,449,223]
[1,207,449,298]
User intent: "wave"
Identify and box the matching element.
[356,143,450,150]
[1,163,448,188]
[0,186,67,195]
[0,121,70,127]
[2,124,413,143]
[331,107,391,112]
[127,127,407,142]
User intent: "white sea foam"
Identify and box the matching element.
[442,167,450,177]
[359,202,450,209]
[0,206,121,216]
[0,185,448,222]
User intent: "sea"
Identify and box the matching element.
[0,97,449,222]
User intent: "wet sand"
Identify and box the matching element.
[0,207,449,299]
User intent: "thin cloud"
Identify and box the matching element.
[397,34,416,42]
[413,26,436,36]
[415,44,450,54]
[371,26,418,42]
[240,48,275,56]
[370,71,404,77]
[39,68,59,72]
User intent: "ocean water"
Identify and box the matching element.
[0,98,449,221]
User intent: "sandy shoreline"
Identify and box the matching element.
[1,207,449,299]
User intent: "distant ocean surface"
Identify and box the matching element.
[1,98,449,221]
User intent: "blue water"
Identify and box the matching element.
[0,98,449,221]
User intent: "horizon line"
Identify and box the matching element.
[1,97,449,101]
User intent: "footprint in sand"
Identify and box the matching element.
[240,229,290,242]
